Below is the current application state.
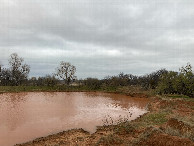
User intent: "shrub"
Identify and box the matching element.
[157,63,194,97]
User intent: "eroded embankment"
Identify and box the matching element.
[16,96,194,146]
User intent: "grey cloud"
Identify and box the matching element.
[0,0,194,78]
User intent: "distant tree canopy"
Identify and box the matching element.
[81,64,193,97]
[28,75,59,87]
[55,61,76,85]
[96,69,168,90]
[138,69,168,89]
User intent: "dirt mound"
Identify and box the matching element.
[166,118,193,133]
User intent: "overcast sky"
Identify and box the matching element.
[0,0,194,79]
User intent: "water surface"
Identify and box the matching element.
[0,92,149,146]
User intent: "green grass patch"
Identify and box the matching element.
[141,112,168,126]
[0,85,119,94]
[0,85,96,93]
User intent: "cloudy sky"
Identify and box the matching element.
[0,0,194,79]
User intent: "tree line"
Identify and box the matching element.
[0,53,193,97]
[0,53,76,86]
[81,63,193,97]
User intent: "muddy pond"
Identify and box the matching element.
[0,92,149,146]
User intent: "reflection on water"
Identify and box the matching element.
[0,92,149,146]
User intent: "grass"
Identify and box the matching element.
[164,126,194,141]
[163,94,191,99]
[95,134,123,146]
[0,85,121,94]
[131,127,163,145]
[140,112,168,126]
[114,122,136,135]
[171,114,194,126]
[0,85,103,93]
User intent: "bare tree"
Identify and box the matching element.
[55,61,76,85]
[9,53,30,85]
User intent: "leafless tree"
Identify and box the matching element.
[55,61,76,85]
[9,53,30,85]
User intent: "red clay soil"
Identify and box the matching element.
[166,118,193,133]
[15,129,91,146]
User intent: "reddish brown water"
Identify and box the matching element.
[0,92,149,146]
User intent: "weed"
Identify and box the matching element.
[114,122,136,135]
[102,114,132,126]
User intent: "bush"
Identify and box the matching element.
[83,78,102,90]
[157,63,194,97]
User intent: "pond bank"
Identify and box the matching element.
[15,96,194,146]
[0,85,150,98]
